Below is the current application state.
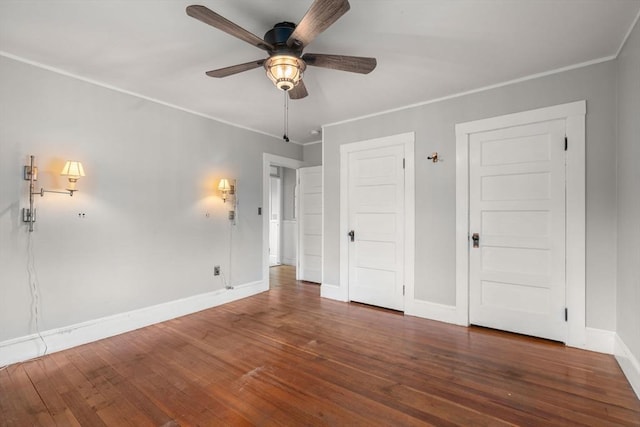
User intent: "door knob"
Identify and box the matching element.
[472,233,480,248]
[348,230,355,242]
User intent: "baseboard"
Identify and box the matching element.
[282,257,297,266]
[615,334,640,399]
[0,280,265,367]
[582,327,615,354]
[405,299,465,326]
[320,282,347,301]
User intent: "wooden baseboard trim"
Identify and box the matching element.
[0,280,265,367]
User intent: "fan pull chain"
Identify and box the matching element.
[283,91,290,142]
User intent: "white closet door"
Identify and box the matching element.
[298,166,322,283]
[469,119,567,342]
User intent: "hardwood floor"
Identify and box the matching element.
[1,265,639,426]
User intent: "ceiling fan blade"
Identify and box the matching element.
[186,5,274,52]
[205,59,266,78]
[287,0,350,48]
[289,80,308,99]
[302,53,376,74]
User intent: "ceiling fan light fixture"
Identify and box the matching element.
[264,55,306,91]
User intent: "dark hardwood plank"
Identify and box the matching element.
[1,265,638,426]
[0,364,57,426]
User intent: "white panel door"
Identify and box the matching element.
[269,176,281,266]
[469,119,567,341]
[298,166,322,283]
[348,145,404,311]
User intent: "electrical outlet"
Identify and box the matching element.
[214,266,220,276]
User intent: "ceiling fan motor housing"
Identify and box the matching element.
[264,22,298,49]
[263,22,306,91]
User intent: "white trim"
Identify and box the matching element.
[405,300,461,325]
[0,280,265,367]
[337,132,415,309]
[455,101,586,345]
[323,58,610,130]
[320,283,347,301]
[0,51,303,145]
[303,140,322,146]
[615,334,640,399]
[615,8,640,58]
[584,328,616,354]
[262,154,304,286]
[321,132,326,288]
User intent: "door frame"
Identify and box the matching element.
[455,101,586,347]
[262,154,303,289]
[339,132,415,306]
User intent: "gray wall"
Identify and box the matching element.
[303,142,322,166]
[280,167,298,266]
[616,19,640,367]
[0,56,301,342]
[282,167,297,221]
[323,60,618,330]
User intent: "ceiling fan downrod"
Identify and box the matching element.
[283,91,290,142]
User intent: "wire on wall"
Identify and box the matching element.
[26,233,48,357]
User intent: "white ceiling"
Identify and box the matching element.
[1,0,639,144]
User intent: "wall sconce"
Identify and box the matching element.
[218,178,234,203]
[218,178,237,222]
[23,155,86,232]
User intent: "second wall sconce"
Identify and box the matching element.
[218,178,237,222]
[218,178,234,203]
[23,155,86,232]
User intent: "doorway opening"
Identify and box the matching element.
[262,154,303,289]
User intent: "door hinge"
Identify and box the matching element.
[564,307,568,322]
[403,285,405,296]
[402,158,405,169]
[564,136,568,151]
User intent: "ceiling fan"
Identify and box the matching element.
[186,0,377,100]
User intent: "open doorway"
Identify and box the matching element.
[262,154,303,289]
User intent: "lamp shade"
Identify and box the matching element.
[218,178,231,192]
[60,161,85,178]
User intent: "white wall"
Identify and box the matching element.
[323,60,618,331]
[0,55,301,343]
[616,17,640,392]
